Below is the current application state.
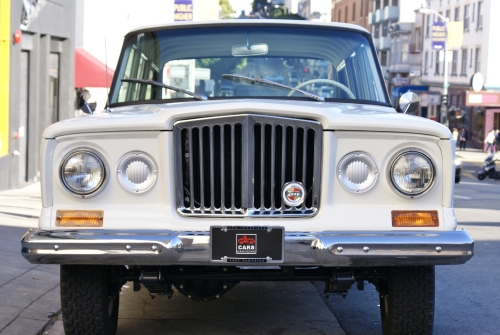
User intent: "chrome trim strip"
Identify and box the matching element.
[22,229,473,266]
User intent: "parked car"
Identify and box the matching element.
[21,20,473,335]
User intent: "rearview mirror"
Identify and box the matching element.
[232,43,268,57]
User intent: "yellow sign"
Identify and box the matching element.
[447,21,464,49]
[0,0,10,157]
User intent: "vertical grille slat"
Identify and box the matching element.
[260,124,265,210]
[209,126,215,211]
[231,124,235,210]
[301,127,308,210]
[280,125,286,210]
[174,115,322,217]
[220,125,225,210]
[188,128,194,211]
[198,127,205,210]
[270,126,276,210]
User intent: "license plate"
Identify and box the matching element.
[210,226,284,263]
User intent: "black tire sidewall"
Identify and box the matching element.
[60,265,120,335]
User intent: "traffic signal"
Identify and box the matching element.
[303,67,309,73]
[442,94,448,105]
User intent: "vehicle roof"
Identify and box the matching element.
[124,19,371,38]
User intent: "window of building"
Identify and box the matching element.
[380,51,387,66]
[451,50,458,75]
[430,50,433,67]
[352,3,356,21]
[424,51,428,74]
[454,6,460,21]
[461,48,467,75]
[401,43,409,62]
[345,7,348,23]
[393,0,398,6]
[446,9,451,20]
[426,14,430,37]
[472,3,475,22]
[49,53,60,123]
[477,1,483,28]
[475,47,481,72]
[435,50,440,75]
[338,9,341,22]
[451,94,457,107]
[382,21,389,37]
[469,48,473,67]
[464,4,470,30]
[414,28,422,52]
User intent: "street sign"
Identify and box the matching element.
[471,72,484,92]
[431,22,446,50]
[174,0,193,21]
[466,91,500,107]
[447,21,464,49]
[393,77,410,86]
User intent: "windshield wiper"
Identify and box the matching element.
[121,78,208,101]
[222,74,324,102]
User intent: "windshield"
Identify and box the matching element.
[110,25,389,105]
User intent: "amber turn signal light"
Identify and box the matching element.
[56,210,104,227]
[391,210,439,227]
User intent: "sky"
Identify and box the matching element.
[229,0,254,16]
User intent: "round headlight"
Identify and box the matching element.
[61,150,106,196]
[390,151,435,196]
[117,152,158,193]
[337,152,378,193]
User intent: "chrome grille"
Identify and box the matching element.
[174,115,322,217]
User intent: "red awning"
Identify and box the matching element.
[75,48,115,88]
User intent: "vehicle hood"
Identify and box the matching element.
[44,100,451,139]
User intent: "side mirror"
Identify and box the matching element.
[78,91,95,115]
[399,92,419,114]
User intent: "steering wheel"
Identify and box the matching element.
[288,79,356,99]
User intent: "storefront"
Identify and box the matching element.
[465,90,500,150]
[0,0,75,191]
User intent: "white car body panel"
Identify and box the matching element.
[38,104,457,232]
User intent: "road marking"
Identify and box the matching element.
[454,195,471,199]
[460,182,495,186]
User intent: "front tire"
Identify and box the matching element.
[60,265,121,335]
[379,266,435,335]
[478,172,487,180]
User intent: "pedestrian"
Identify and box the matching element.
[484,129,496,154]
[458,127,468,151]
[495,129,500,152]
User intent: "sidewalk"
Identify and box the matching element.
[0,183,60,335]
[455,147,498,163]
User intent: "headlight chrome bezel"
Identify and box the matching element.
[337,151,379,194]
[59,148,108,198]
[117,151,158,194]
[389,149,436,198]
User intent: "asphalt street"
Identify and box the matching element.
[1,150,499,335]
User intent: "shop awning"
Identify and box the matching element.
[75,48,114,88]
[391,85,429,101]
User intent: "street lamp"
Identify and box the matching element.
[419,7,449,125]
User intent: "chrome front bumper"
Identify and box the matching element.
[21,229,474,267]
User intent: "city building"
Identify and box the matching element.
[0,0,76,191]
[298,0,332,21]
[420,0,500,149]
[331,0,372,30]
[367,0,427,112]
